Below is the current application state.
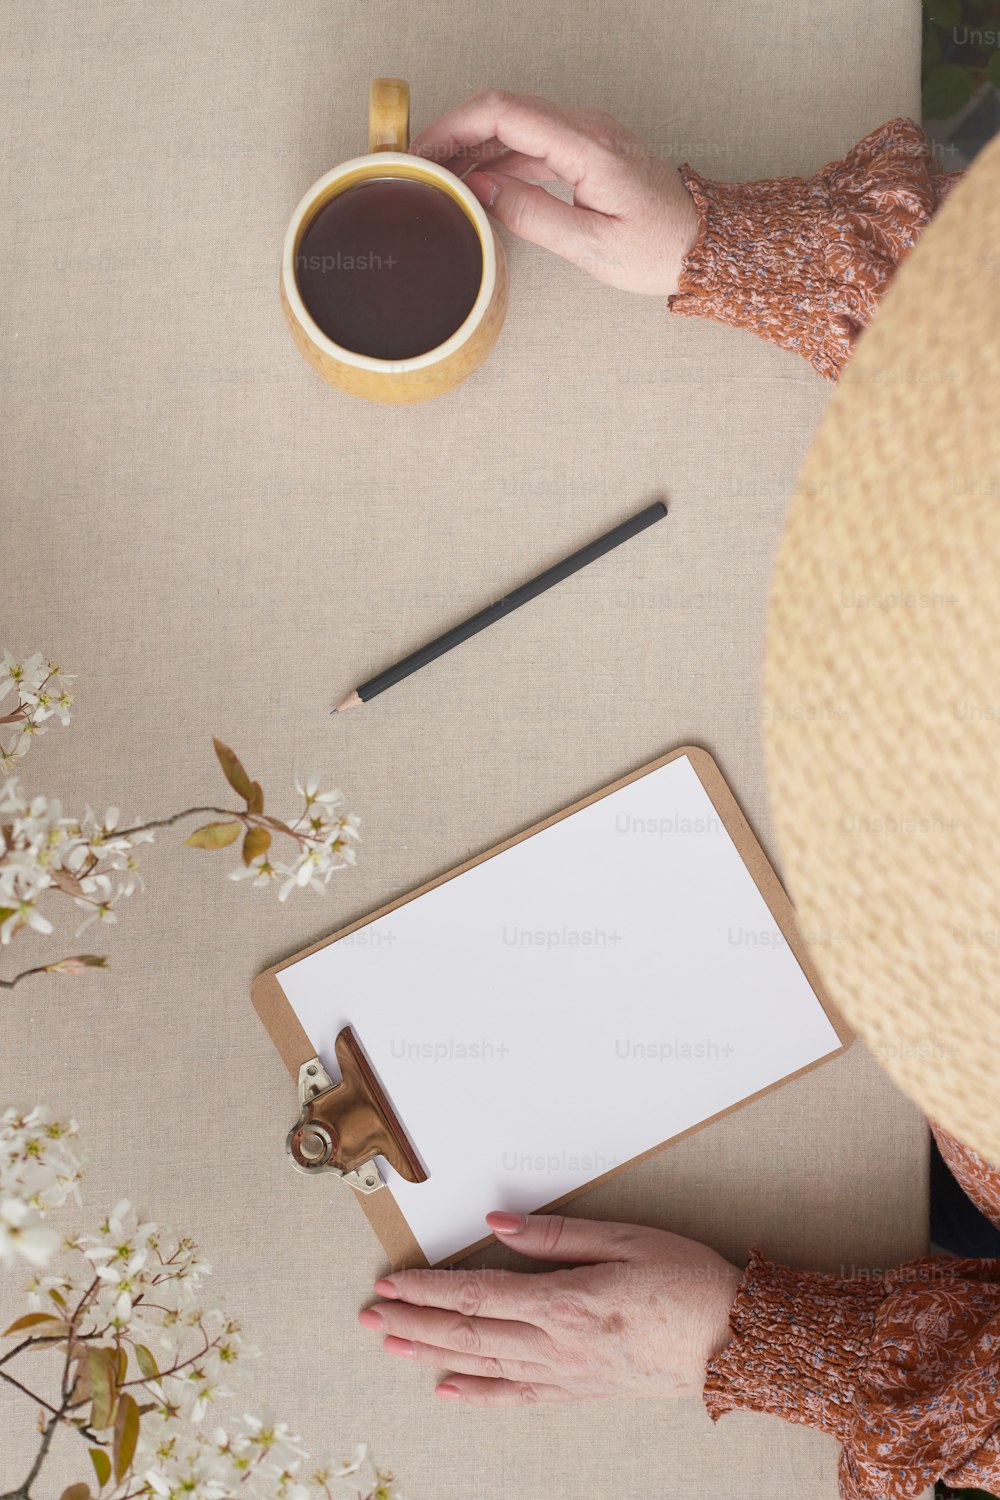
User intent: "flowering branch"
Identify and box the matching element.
[0,653,73,772]
[0,650,360,992]
[0,1108,402,1500]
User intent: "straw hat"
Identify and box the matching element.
[763,132,1000,1164]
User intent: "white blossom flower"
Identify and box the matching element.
[228,857,278,888]
[74,900,118,937]
[0,1197,59,1268]
[1,653,361,974]
[294,774,343,809]
[2,1108,398,1499]
[0,651,46,698]
[0,732,31,771]
[0,652,73,765]
[2,677,360,942]
[0,776,154,944]
[22,1267,75,1312]
[0,1107,83,1268]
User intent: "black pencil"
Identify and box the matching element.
[331,499,668,713]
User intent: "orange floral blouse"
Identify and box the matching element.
[668,117,960,379]
[670,119,999,1498]
[703,1127,1000,1499]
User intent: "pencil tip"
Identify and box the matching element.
[330,708,338,716]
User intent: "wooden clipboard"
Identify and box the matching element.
[251,745,852,1269]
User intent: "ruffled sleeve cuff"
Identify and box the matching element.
[668,117,961,381]
[703,1248,886,1440]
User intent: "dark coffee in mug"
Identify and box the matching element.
[294,177,483,361]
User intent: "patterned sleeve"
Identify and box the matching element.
[703,1127,1000,1499]
[668,117,961,380]
[932,1122,1000,1231]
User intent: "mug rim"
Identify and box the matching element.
[281,152,498,374]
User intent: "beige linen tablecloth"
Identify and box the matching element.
[1,3,929,1496]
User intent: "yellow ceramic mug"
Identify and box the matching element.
[281,79,508,404]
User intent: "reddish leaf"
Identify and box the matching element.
[3,1312,70,1337]
[49,867,85,898]
[113,1392,140,1482]
[70,1355,92,1405]
[88,1350,117,1431]
[242,826,271,867]
[212,738,254,802]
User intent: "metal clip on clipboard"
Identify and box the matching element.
[286,1026,427,1196]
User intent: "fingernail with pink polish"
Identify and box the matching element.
[357,1308,384,1331]
[486,1211,526,1235]
[384,1336,414,1358]
[436,1382,462,1399]
[374,1279,400,1299]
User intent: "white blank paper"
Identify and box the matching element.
[277,754,841,1265]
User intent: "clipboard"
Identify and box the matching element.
[252,745,852,1269]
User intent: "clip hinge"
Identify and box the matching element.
[298,1057,335,1106]
[287,1058,386,1192]
[285,1030,426,1193]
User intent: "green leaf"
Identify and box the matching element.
[247,781,265,815]
[3,1312,70,1337]
[89,1449,112,1490]
[922,61,973,117]
[134,1344,159,1381]
[49,1288,68,1311]
[212,738,255,802]
[114,1392,140,1482]
[88,1349,117,1431]
[60,1486,92,1500]
[242,826,271,866]
[185,820,242,850]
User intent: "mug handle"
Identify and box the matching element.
[368,78,410,152]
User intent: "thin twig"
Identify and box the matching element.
[2,796,317,991]
[0,1338,34,1369]
[113,805,244,839]
[1,1402,65,1500]
[116,806,305,842]
[0,1368,101,1443]
[0,1368,63,1417]
[0,965,65,992]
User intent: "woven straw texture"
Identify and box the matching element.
[764,133,1000,1164]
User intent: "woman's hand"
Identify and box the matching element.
[409,89,700,297]
[358,1211,742,1407]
